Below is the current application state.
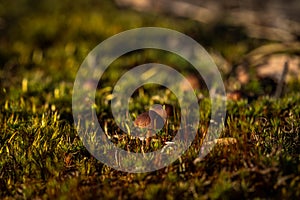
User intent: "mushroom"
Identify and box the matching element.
[134,104,167,146]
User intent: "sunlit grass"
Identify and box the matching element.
[1,77,299,198]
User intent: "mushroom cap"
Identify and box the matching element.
[134,112,151,128]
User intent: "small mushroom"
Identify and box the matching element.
[134,104,167,146]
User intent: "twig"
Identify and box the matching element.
[274,61,289,98]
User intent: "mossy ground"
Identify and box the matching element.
[0,0,299,199]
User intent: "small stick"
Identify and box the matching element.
[274,61,289,98]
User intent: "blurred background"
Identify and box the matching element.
[0,0,299,98]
